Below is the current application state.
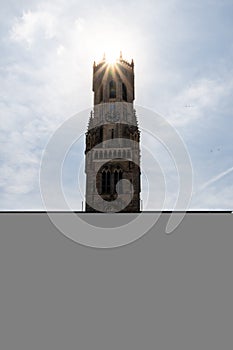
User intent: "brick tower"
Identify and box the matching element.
[85,53,141,212]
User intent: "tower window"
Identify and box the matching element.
[107,170,111,193]
[111,129,114,139]
[102,169,111,194]
[100,85,103,102]
[122,83,127,101]
[109,80,116,99]
[114,169,123,194]
[102,170,107,193]
[114,170,118,192]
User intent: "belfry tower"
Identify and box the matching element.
[85,53,141,212]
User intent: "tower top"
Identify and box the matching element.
[93,52,134,72]
[92,53,135,105]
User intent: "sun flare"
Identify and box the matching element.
[87,27,138,69]
[105,51,118,64]
[103,50,121,65]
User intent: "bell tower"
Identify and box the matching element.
[85,53,141,212]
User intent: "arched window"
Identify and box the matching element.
[106,170,111,193]
[100,85,103,102]
[109,80,116,99]
[114,170,118,192]
[102,169,111,194]
[122,83,127,101]
[102,170,107,193]
[114,169,123,194]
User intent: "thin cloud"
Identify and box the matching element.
[168,77,233,126]
[10,10,57,46]
[198,166,233,193]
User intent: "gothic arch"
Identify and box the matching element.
[122,82,127,101]
[102,168,111,194]
[100,85,103,102]
[114,168,123,194]
[109,80,116,99]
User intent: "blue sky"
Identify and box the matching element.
[0,0,233,210]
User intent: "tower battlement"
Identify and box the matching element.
[93,54,134,73]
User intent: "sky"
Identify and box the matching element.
[0,0,233,210]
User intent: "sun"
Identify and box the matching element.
[89,31,133,66]
[105,51,119,65]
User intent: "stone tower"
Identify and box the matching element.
[85,53,141,212]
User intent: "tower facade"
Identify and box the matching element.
[85,54,141,212]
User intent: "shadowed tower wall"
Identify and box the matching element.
[85,54,141,212]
